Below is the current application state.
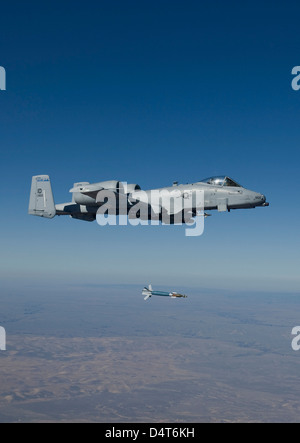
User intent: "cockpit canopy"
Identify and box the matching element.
[200,176,242,187]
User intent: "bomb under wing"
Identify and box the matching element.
[142,284,187,301]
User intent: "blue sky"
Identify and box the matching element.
[0,0,300,293]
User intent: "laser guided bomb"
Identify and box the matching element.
[142,285,188,301]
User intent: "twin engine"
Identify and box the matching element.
[72,180,141,206]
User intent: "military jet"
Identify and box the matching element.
[142,285,187,301]
[28,175,269,223]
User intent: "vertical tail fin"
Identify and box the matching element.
[28,175,56,218]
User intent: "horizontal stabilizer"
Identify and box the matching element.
[70,214,96,222]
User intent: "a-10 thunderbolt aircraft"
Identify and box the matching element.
[28,174,269,223]
[143,285,187,301]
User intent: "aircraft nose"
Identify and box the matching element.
[253,192,268,206]
[259,194,269,207]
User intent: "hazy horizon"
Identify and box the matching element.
[1,285,300,422]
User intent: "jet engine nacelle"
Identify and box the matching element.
[73,193,97,205]
[96,180,121,191]
[122,183,141,194]
[72,181,141,206]
[73,180,121,206]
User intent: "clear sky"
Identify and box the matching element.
[0,0,300,293]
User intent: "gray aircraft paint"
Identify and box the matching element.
[28,176,56,219]
[28,175,269,223]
